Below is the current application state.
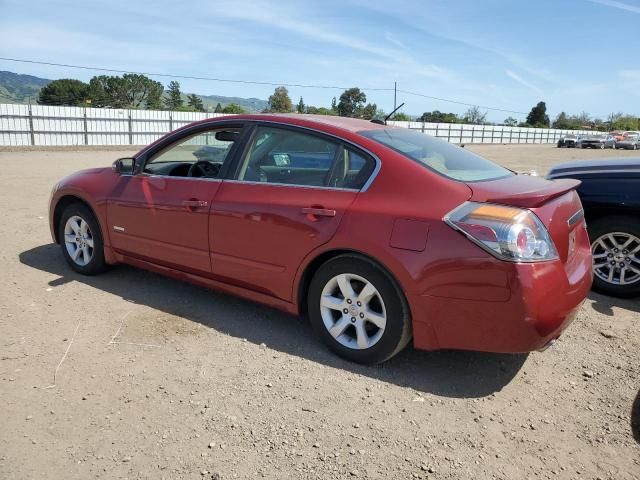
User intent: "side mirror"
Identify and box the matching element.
[112,157,135,175]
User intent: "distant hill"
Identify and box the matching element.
[197,94,267,113]
[0,70,268,112]
[0,71,50,103]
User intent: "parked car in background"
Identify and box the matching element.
[604,135,617,149]
[611,131,626,141]
[616,134,640,150]
[577,134,607,149]
[558,134,578,148]
[547,158,640,297]
[49,114,592,363]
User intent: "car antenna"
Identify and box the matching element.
[375,102,405,125]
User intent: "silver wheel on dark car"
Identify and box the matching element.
[592,232,640,286]
[319,273,387,350]
[64,215,94,266]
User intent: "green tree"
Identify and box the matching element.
[214,102,223,113]
[221,103,246,114]
[390,112,411,121]
[503,116,518,126]
[187,94,205,112]
[265,86,293,113]
[316,107,337,116]
[164,81,183,110]
[463,106,488,125]
[38,79,90,106]
[525,101,550,127]
[418,110,460,123]
[87,76,110,107]
[612,115,640,130]
[360,103,377,120]
[552,112,571,129]
[297,97,305,113]
[121,74,163,108]
[337,88,367,117]
[146,83,164,110]
[305,106,337,116]
[87,74,163,109]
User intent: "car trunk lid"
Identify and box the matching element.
[468,174,580,208]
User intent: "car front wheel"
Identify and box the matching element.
[58,203,107,275]
[589,216,640,298]
[307,255,412,364]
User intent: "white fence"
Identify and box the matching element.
[387,121,595,145]
[0,103,219,147]
[0,103,595,147]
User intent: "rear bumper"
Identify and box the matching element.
[412,242,592,353]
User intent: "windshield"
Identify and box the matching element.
[360,128,512,182]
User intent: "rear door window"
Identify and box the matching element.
[237,125,375,189]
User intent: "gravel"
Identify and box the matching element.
[0,145,638,479]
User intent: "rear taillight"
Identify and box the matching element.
[444,202,558,262]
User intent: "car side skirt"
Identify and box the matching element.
[112,250,299,316]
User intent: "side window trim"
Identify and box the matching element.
[134,121,248,178]
[230,121,379,191]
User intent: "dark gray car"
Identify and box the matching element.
[616,135,640,150]
[557,134,578,148]
[577,134,606,149]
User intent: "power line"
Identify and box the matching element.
[398,89,527,115]
[0,56,393,91]
[1,56,528,114]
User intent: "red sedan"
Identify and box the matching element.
[49,114,592,364]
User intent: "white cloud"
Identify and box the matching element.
[384,32,407,50]
[506,70,543,95]
[587,0,640,14]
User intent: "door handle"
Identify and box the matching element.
[301,207,336,217]
[182,199,208,208]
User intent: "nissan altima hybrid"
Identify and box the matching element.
[49,114,592,364]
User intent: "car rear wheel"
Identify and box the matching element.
[307,254,412,364]
[58,203,107,275]
[589,216,640,298]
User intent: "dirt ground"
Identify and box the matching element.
[0,144,638,480]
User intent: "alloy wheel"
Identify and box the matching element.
[319,273,387,350]
[592,232,640,286]
[64,215,94,266]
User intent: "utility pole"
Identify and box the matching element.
[393,82,397,111]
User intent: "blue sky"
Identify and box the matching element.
[1,0,639,121]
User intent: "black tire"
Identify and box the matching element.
[588,216,640,298]
[58,202,107,275]
[307,254,412,364]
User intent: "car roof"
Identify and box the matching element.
[206,113,390,133]
[549,158,640,173]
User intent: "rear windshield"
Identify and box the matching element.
[360,129,512,182]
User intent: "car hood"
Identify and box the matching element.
[466,174,580,208]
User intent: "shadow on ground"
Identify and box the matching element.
[589,291,640,317]
[21,243,530,399]
[633,389,640,444]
